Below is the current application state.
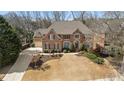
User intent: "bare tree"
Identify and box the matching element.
[51,11,68,21]
[102,11,124,55]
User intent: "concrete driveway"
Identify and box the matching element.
[2,48,42,81]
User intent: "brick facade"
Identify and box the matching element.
[33,21,105,52]
[38,29,85,52]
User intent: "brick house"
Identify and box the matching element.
[33,21,105,52]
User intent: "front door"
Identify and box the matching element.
[64,42,70,49]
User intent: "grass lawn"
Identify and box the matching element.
[22,53,119,81]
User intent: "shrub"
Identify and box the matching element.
[85,52,97,60]
[84,52,104,64]
[68,50,71,53]
[63,48,71,53]
[79,51,86,54]
[63,49,68,53]
[80,43,89,52]
[44,49,49,53]
[51,49,55,53]
[29,62,35,69]
[91,50,100,57]
[94,57,104,64]
[54,49,58,53]
[36,59,43,67]
[70,43,75,52]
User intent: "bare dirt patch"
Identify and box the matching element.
[22,54,119,81]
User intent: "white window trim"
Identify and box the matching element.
[49,34,53,40]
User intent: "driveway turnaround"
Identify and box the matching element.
[2,48,42,81]
[22,53,120,81]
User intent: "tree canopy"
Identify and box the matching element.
[0,15,21,68]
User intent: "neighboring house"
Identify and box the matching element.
[33,21,105,52]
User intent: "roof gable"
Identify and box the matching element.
[48,21,92,34]
[73,29,82,34]
[42,28,62,40]
[34,21,93,37]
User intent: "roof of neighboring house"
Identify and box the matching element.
[34,21,93,37]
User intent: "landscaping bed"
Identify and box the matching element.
[27,53,63,71]
[77,51,104,64]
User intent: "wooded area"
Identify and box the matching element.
[3,11,124,53]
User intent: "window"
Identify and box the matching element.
[48,44,50,49]
[63,35,70,39]
[49,34,55,40]
[54,44,56,49]
[57,43,59,49]
[75,34,80,38]
[53,35,55,39]
[50,34,53,40]
[45,43,47,49]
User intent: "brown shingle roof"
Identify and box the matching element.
[34,21,93,37]
[48,21,92,34]
[34,28,48,37]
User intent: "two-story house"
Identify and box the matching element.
[33,21,105,52]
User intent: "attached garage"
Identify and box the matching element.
[33,37,42,47]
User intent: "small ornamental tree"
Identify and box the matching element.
[70,43,75,52]
[80,43,88,51]
[0,15,21,68]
